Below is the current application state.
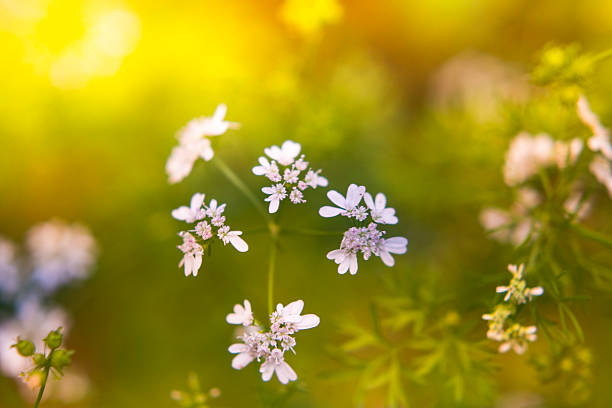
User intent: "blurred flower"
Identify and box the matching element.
[564,188,593,220]
[495,392,543,408]
[0,237,20,297]
[554,138,583,169]
[428,51,529,120]
[377,237,409,267]
[503,132,555,186]
[166,104,239,184]
[496,264,544,304]
[0,298,70,377]
[26,220,97,293]
[254,141,327,213]
[279,0,342,38]
[589,156,612,197]
[499,324,537,354]
[577,95,612,160]
[228,299,319,384]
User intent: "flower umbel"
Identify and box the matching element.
[226,299,319,384]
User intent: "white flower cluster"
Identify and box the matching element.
[166,104,239,184]
[319,184,407,275]
[503,131,583,187]
[253,140,328,213]
[172,193,248,277]
[0,238,19,297]
[226,299,319,384]
[482,264,543,354]
[26,220,98,293]
[577,95,612,197]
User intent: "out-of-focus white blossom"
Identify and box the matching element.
[0,237,20,297]
[498,324,537,355]
[503,132,555,186]
[496,264,544,304]
[26,220,97,293]
[166,104,239,184]
[0,298,70,377]
[577,95,612,160]
[555,138,584,169]
[227,299,319,384]
[589,155,612,198]
[254,141,327,213]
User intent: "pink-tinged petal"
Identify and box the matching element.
[375,193,387,209]
[348,254,358,275]
[317,176,329,187]
[379,251,395,267]
[281,140,301,159]
[264,146,281,160]
[260,363,274,381]
[319,206,344,217]
[346,184,365,208]
[171,206,191,221]
[213,103,227,122]
[252,166,265,175]
[190,193,205,210]
[229,236,249,252]
[296,314,320,330]
[228,343,250,353]
[326,249,343,261]
[268,199,280,213]
[363,193,375,209]
[338,259,350,274]
[385,237,408,253]
[284,300,305,316]
[193,254,202,276]
[262,186,275,194]
[232,352,255,369]
[326,190,347,208]
[498,342,511,353]
[276,361,297,384]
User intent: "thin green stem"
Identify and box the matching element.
[281,227,344,236]
[33,365,50,408]
[572,223,612,248]
[592,48,612,64]
[213,156,270,222]
[267,234,278,315]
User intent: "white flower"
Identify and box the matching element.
[259,349,297,384]
[289,188,305,204]
[166,104,239,184]
[205,199,226,219]
[264,140,301,166]
[252,157,281,182]
[228,342,257,369]
[564,189,593,220]
[304,169,328,188]
[577,95,612,160]
[589,156,612,198]
[377,237,408,267]
[503,132,555,186]
[0,238,19,297]
[172,193,206,223]
[262,184,287,213]
[498,324,537,355]
[0,298,70,377]
[326,248,358,275]
[177,232,204,277]
[554,138,583,169]
[495,264,543,304]
[195,221,213,240]
[364,192,398,224]
[27,220,97,292]
[274,300,320,330]
[319,184,366,218]
[216,226,249,252]
[283,168,300,184]
[178,104,239,142]
[226,300,254,326]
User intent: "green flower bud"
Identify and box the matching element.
[12,338,35,357]
[32,353,46,366]
[50,349,74,374]
[43,328,63,350]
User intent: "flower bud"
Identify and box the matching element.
[12,338,35,357]
[32,353,46,366]
[50,349,74,374]
[43,328,63,350]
